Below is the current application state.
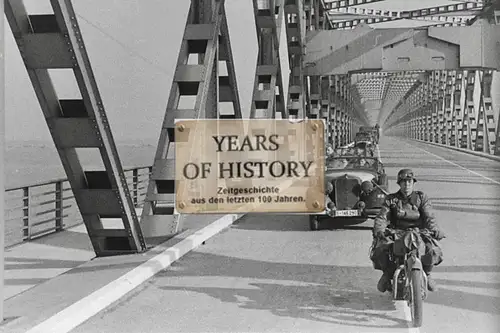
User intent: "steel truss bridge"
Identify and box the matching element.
[3,0,500,257]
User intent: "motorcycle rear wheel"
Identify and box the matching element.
[409,270,423,327]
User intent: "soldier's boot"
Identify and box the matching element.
[377,258,396,293]
[377,272,392,293]
[424,265,437,292]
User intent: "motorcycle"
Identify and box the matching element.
[387,227,433,328]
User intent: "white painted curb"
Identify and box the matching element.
[26,213,242,333]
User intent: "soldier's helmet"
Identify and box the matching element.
[326,145,334,157]
[397,169,417,184]
[325,181,334,195]
[361,180,373,193]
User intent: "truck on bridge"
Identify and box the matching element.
[357,125,381,145]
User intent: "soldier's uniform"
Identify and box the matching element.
[370,169,445,292]
[374,124,381,144]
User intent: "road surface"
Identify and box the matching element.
[72,137,500,333]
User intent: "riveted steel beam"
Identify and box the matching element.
[385,68,500,160]
[141,0,242,237]
[382,76,424,128]
[323,0,386,10]
[458,70,476,150]
[468,0,499,26]
[251,0,286,119]
[327,2,483,29]
[475,70,495,154]
[285,0,307,118]
[5,0,146,256]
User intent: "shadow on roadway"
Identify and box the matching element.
[159,252,408,329]
[432,204,500,215]
[231,214,373,232]
[5,256,88,287]
[28,229,93,252]
[230,214,311,231]
[429,196,500,215]
[430,265,500,315]
[386,175,496,186]
[160,281,408,329]
[157,252,500,328]
[382,162,500,173]
[430,197,500,201]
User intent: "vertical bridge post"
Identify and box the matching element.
[140,0,242,237]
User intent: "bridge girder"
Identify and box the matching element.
[325,1,484,29]
[303,24,500,76]
[5,0,500,262]
[384,68,500,157]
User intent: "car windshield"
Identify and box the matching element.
[326,155,380,171]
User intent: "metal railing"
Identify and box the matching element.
[4,166,152,248]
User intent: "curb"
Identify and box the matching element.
[406,138,500,163]
[25,213,244,333]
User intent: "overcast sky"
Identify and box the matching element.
[4,0,465,143]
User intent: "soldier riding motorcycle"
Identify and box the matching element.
[370,169,446,293]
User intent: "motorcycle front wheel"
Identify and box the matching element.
[409,270,423,327]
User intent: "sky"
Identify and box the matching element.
[4,0,258,144]
[2,0,479,144]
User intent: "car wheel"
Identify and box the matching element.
[309,215,320,231]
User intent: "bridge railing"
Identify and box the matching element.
[4,166,152,248]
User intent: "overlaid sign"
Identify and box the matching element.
[175,119,325,214]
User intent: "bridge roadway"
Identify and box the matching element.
[70,136,500,333]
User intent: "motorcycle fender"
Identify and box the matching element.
[393,265,404,281]
[392,265,405,300]
[406,255,423,271]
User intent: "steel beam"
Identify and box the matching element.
[323,0,386,10]
[5,0,146,256]
[382,76,424,128]
[327,2,483,29]
[468,0,500,26]
[141,0,242,237]
[304,25,500,76]
[0,0,4,320]
[285,0,307,118]
[314,1,370,145]
[449,71,461,147]
[250,0,286,119]
[385,68,500,159]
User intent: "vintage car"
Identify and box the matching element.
[309,153,388,231]
[358,126,380,144]
[334,144,376,158]
[353,132,376,153]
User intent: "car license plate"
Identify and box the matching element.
[334,209,360,217]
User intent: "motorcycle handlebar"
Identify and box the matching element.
[384,228,438,236]
[381,228,446,241]
[384,229,396,236]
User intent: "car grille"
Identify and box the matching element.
[334,177,360,209]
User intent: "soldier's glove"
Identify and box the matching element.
[391,205,406,219]
[433,229,446,240]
